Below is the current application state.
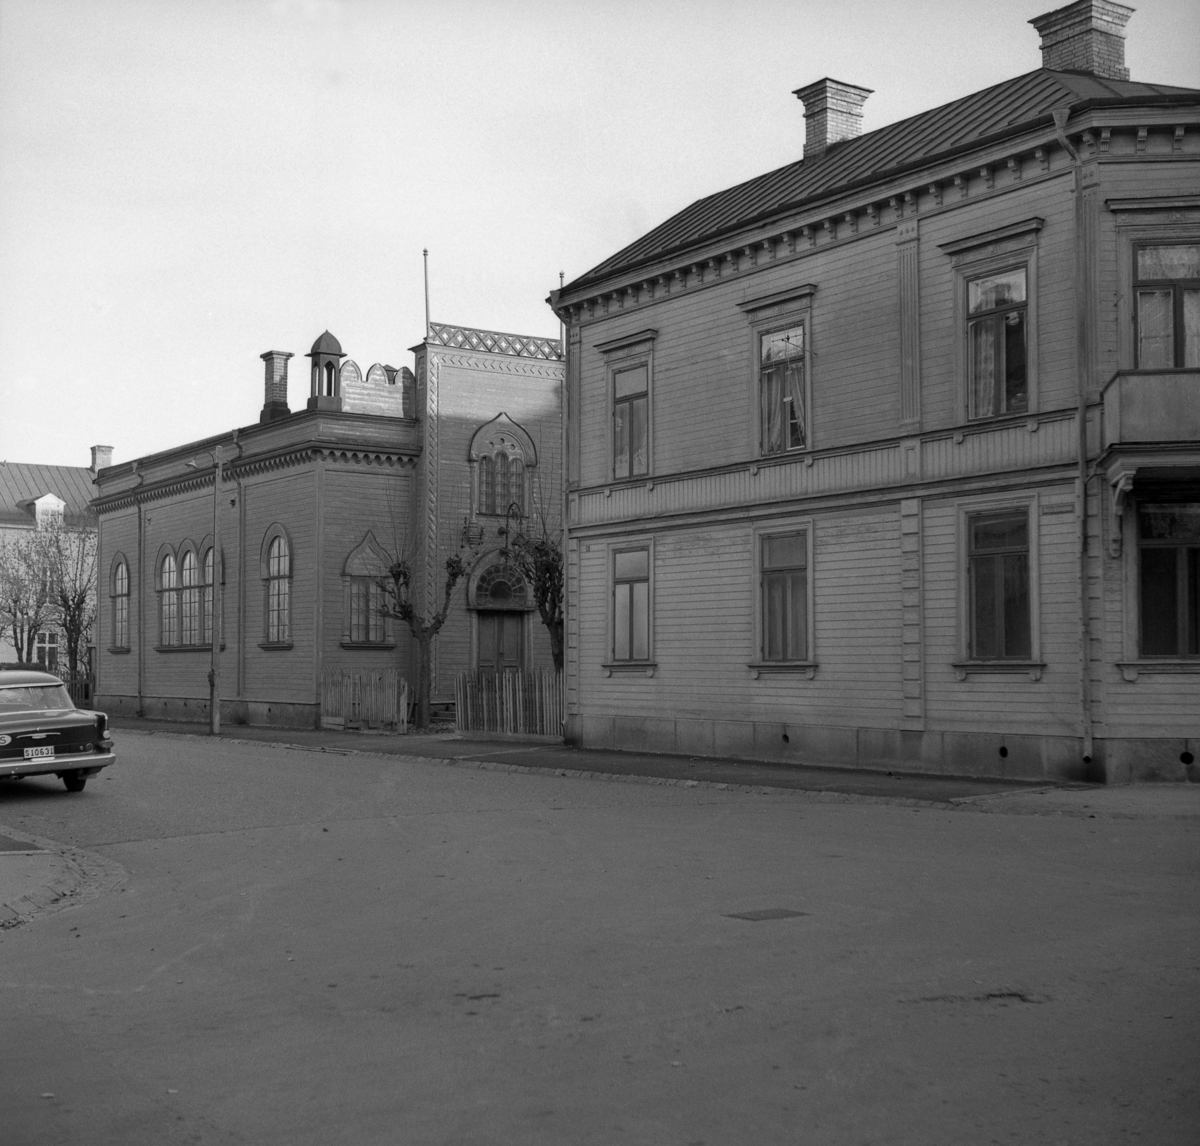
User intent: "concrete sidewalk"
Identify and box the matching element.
[109,716,1200,816]
[0,827,125,929]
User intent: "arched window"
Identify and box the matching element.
[324,361,335,396]
[160,552,179,647]
[202,548,215,645]
[262,528,291,644]
[342,532,391,646]
[111,557,130,650]
[181,551,200,645]
[470,415,536,517]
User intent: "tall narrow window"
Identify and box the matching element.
[613,364,649,479]
[479,455,495,514]
[181,551,200,645]
[160,553,179,647]
[496,453,511,512]
[265,534,291,643]
[761,532,808,661]
[1135,244,1200,368]
[1138,503,1200,657]
[613,548,650,661]
[968,512,1031,659]
[760,324,806,454]
[967,268,1028,419]
[510,458,525,515]
[202,548,214,645]
[112,558,129,649]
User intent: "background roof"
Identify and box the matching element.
[0,463,97,528]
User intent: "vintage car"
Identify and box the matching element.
[0,669,116,792]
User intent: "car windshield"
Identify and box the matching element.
[0,684,75,713]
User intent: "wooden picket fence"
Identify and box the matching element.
[320,667,409,732]
[454,670,563,736]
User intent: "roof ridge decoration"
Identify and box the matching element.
[428,322,564,361]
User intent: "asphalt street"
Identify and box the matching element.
[1,731,1197,1146]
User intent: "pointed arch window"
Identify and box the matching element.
[471,416,536,517]
[341,531,394,647]
[202,548,215,645]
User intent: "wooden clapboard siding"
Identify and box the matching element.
[96,507,139,697]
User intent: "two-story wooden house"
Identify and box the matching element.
[93,323,562,728]
[550,0,1200,783]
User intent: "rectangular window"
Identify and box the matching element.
[967,268,1028,419]
[1135,244,1200,368]
[968,512,1031,659]
[760,324,806,454]
[613,364,648,480]
[349,579,385,643]
[761,532,808,661]
[613,547,650,661]
[1138,503,1200,657]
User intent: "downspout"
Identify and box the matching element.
[133,462,146,717]
[1052,108,1095,771]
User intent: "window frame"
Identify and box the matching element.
[260,524,293,649]
[964,266,1030,421]
[603,537,655,675]
[156,546,180,649]
[110,554,130,652]
[595,329,657,486]
[1134,499,1200,659]
[953,494,1043,679]
[942,219,1041,425]
[739,286,816,460]
[749,521,816,677]
[1132,241,1200,369]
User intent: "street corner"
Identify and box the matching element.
[0,826,126,931]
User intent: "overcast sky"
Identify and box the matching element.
[1,0,1197,469]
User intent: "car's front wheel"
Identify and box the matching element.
[62,771,87,793]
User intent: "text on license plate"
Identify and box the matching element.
[24,746,54,759]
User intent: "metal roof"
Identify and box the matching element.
[566,68,1200,293]
[0,463,98,527]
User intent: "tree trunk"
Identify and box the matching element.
[414,635,433,730]
[547,618,564,673]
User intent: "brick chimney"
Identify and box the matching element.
[1030,1,1134,80]
[260,350,293,423]
[90,445,113,474]
[793,78,872,160]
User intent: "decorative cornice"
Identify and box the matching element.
[429,350,564,379]
[594,329,659,354]
[937,216,1044,255]
[428,322,564,361]
[553,121,1197,326]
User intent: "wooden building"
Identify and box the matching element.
[92,324,562,728]
[550,1,1200,783]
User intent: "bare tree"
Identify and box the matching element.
[0,531,55,664]
[43,519,98,678]
[377,551,469,731]
[505,518,563,672]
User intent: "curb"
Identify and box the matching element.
[0,826,127,930]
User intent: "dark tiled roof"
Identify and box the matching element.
[567,69,1200,292]
[0,463,98,527]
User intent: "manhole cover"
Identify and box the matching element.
[724,908,808,922]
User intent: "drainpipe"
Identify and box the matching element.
[133,462,146,717]
[1052,108,1095,771]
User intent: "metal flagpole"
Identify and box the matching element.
[423,248,430,338]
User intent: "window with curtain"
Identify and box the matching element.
[968,512,1031,659]
[760,324,806,454]
[761,532,808,661]
[1135,244,1200,368]
[613,364,649,479]
[967,268,1028,419]
[349,578,385,643]
[612,548,650,662]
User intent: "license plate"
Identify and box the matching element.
[23,746,54,759]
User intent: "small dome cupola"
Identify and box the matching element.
[305,329,347,412]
